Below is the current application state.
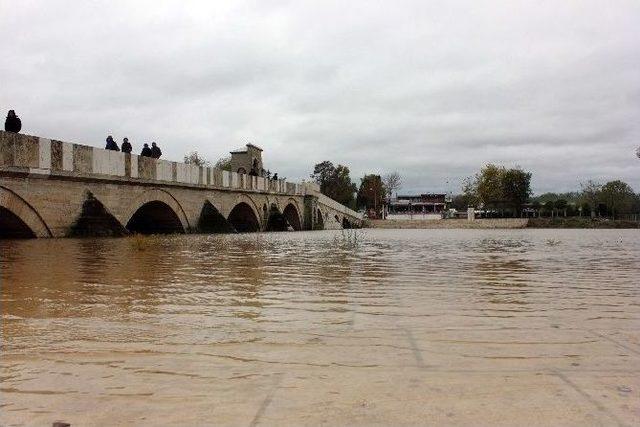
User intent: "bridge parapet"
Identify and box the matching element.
[311,190,364,220]
[0,131,307,196]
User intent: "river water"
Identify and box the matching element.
[1,229,639,426]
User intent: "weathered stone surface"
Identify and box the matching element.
[20,135,40,168]
[137,156,156,180]
[0,131,16,166]
[51,140,63,171]
[72,144,92,174]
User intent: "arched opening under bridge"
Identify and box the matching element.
[315,208,324,230]
[0,207,36,238]
[198,201,234,233]
[69,192,127,237]
[283,203,302,231]
[126,201,185,234]
[228,202,260,233]
[266,204,288,231]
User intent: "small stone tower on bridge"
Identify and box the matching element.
[230,143,263,176]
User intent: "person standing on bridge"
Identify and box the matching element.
[4,110,21,133]
[121,137,132,154]
[141,143,152,157]
[105,135,120,151]
[151,142,162,159]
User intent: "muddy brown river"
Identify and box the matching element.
[1,229,639,426]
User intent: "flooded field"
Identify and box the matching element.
[1,229,639,426]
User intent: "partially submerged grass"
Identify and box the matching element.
[128,233,163,251]
[333,228,364,250]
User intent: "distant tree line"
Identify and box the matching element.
[451,164,639,219]
[528,180,639,219]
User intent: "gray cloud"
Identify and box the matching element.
[1,0,639,194]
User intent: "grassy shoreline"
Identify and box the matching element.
[526,217,640,228]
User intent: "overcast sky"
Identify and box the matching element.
[1,0,638,194]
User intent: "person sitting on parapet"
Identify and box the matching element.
[141,143,152,157]
[105,135,120,151]
[151,142,162,159]
[121,137,132,153]
[4,110,22,133]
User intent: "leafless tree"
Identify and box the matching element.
[184,151,210,167]
[580,180,601,218]
[382,172,402,199]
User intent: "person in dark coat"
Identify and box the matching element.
[4,110,22,133]
[105,135,120,151]
[151,142,162,159]
[141,143,152,157]
[121,137,132,153]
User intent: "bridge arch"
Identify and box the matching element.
[123,189,189,234]
[315,208,324,230]
[0,186,52,238]
[283,202,302,231]
[228,202,261,232]
[69,191,127,237]
[198,199,234,233]
[342,217,352,229]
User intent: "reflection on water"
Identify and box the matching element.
[1,229,639,424]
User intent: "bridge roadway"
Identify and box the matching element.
[0,131,362,238]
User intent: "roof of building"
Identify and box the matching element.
[396,193,447,198]
[230,143,263,154]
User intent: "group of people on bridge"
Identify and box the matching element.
[4,110,164,160]
[105,136,162,159]
[4,110,284,179]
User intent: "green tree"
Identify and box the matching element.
[475,164,505,211]
[554,199,568,217]
[471,164,532,216]
[600,180,635,219]
[357,174,385,217]
[579,202,590,217]
[501,167,532,216]
[543,201,555,217]
[461,176,479,208]
[311,161,335,191]
[310,161,357,208]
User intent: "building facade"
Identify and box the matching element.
[388,193,448,215]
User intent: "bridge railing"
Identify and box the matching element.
[1,131,309,197]
[309,188,364,220]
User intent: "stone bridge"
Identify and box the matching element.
[0,131,362,238]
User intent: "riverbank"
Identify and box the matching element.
[527,217,640,228]
[364,218,528,229]
[364,218,640,229]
